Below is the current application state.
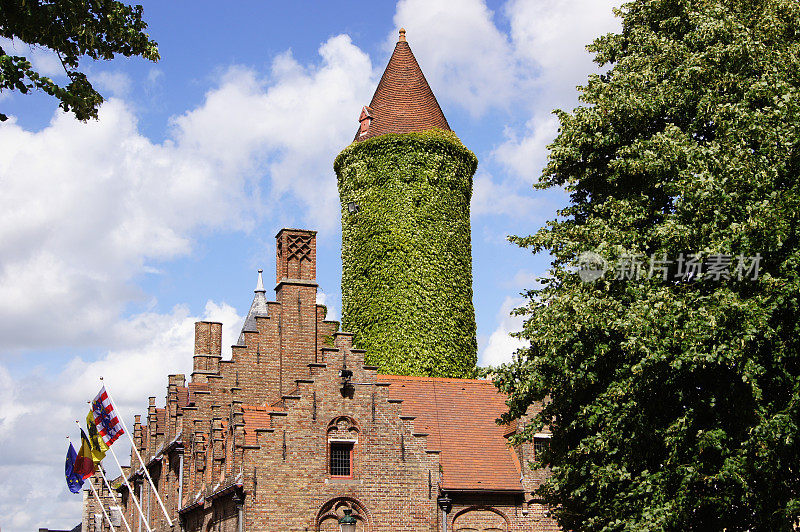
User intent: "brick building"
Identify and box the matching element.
[82,31,559,532]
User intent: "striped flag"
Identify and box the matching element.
[91,386,125,446]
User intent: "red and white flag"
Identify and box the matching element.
[91,386,125,446]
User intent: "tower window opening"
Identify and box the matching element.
[534,434,551,460]
[330,441,354,477]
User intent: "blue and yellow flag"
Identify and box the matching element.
[65,443,84,494]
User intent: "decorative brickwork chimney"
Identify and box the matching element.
[274,228,321,395]
[275,228,317,283]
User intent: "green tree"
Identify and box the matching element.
[495,0,800,530]
[0,0,159,121]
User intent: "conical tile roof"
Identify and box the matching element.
[354,29,450,141]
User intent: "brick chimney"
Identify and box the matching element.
[274,229,319,396]
[192,321,222,382]
[275,228,317,283]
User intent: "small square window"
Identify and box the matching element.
[534,436,550,460]
[330,442,353,477]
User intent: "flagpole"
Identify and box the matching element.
[100,378,173,527]
[99,466,134,532]
[108,445,153,532]
[88,476,117,532]
[77,419,149,532]
[85,403,135,532]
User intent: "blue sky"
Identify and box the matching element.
[0,1,621,529]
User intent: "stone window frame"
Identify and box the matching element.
[327,416,360,479]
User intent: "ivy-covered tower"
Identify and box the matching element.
[334,29,478,377]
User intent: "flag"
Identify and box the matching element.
[91,386,124,446]
[86,411,108,464]
[75,429,96,480]
[65,443,84,493]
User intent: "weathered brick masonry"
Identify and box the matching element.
[83,229,559,531]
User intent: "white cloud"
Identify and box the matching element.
[472,170,547,220]
[90,71,133,98]
[492,0,623,178]
[479,295,528,367]
[492,113,559,181]
[0,34,373,528]
[0,37,64,78]
[391,0,519,116]
[316,290,340,322]
[506,0,622,93]
[507,269,541,289]
[0,300,242,532]
[0,34,374,353]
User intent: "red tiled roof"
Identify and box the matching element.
[381,375,522,492]
[354,32,450,141]
[241,405,272,446]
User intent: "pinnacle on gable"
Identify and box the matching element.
[255,268,265,293]
[236,269,269,346]
[354,29,451,141]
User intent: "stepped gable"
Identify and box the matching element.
[82,227,558,531]
[354,28,450,141]
[382,374,523,492]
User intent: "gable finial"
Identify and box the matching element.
[399,28,406,42]
[255,269,265,293]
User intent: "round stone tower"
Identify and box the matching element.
[334,29,478,378]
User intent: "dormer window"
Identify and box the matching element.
[358,106,373,137]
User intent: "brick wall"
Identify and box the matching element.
[87,229,557,532]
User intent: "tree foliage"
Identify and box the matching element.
[0,0,159,121]
[495,0,800,529]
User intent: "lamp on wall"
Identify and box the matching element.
[339,508,357,532]
[437,493,453,532]
[437,493,452,513]
[339,368,354,398]
[347,202,360,214]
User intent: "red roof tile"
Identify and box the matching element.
[241,405,272,446]
[381,375,522,492]
[355,32,450,141]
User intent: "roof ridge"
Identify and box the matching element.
[378,374,494,384]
